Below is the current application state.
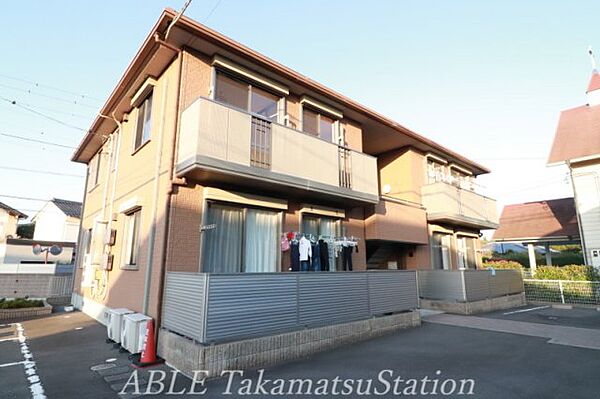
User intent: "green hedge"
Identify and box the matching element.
[0,298,45,309]
[482,260,523,270]
[489,251,584,268]
[534,265,599,281]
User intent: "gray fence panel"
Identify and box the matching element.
[463,271,490,301]
[418,271,465,301]
[369,271,418,314]
[205,274,298,342]
[0,274,73,298]
[298,273,369,327]
[162,273,207,342]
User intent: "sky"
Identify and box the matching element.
[1,0,597,221]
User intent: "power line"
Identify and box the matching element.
[0,133,75,149]
[0,194,48,202]
[0,82,99,109]
[0,96,88,132]
[0,73,104,102]
[205,0,223,21]
[0,165,84,178]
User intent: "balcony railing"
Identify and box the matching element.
[421,181,499,229]
[177,97,378,203]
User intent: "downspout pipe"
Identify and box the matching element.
[141,35,181,316]
[154,40,184,335]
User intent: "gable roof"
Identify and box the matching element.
[0,202,27,219]
[548,104,600,165]
[71,8,490,176]
[493,197,580,242]
[51,198,82,218]
[588,71,600,92]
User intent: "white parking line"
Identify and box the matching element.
[9,323,47,399]
[0,360,26,368]
[503,305,550,315]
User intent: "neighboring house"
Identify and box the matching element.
[0,238,75,265]
[32,198,82,242]
[492,198,580,269]
[0,202,27,241]
[70,9,498,323]
[548,68,600,268]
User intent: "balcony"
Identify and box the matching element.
[177,97,379,204]
[421,182,499,229]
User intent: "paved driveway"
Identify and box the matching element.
[1,309,599,398]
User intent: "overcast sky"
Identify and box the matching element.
[1,0,597,220]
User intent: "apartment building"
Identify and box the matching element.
[71,9,498,322]
[548,69,600,268]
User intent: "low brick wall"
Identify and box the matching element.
[420,293,526,315]
[0,301,52,321]
[158,311,420,378]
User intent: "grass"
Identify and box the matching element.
[0,298,45,309]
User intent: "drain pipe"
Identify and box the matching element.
[141,34,182,316]
[154,47,184,334]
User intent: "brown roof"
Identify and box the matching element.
[0,201,27,219]
[493,198,580,242]
[71,8,490,175]
[548,103,600,165]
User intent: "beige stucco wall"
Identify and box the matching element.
[378,148,425,204]
[0,209,19,241]
[365,199,428,244]
[74,55,182,320]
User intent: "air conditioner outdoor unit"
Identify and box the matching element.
[121,313,152,354]
[105,308,134,343]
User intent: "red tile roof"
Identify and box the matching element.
[493,198,580,242]
[588,71,600,92]
[548,104,600,164]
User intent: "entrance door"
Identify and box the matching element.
[457,237,467,269]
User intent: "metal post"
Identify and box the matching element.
[527,244,537,275]
[545,243,552,266]
[558,280,565,304]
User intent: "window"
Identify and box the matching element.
[426,160,446,184]
[215,72,248,110]
[134,92,153,150]
[302,107,335,142]
[122,209,141,269]
[215,71,280,122]
[201,202,279,273]
[88,151,102,190]
[431,233,451,270]
[301,214,341,271]
[457,237,477,269]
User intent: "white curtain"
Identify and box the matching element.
[202,204,243,273]
[244,209,278,272]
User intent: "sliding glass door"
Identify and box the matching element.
[202,202,279,273]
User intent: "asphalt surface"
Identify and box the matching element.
[1,310,599,398]
[480,305,600,330]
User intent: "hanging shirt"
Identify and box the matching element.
[299,236,312,261]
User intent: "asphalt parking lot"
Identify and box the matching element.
[1,307,599,398]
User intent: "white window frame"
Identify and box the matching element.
[132,92,153,153]
[121,208,141,270]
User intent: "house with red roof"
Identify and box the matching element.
[547,67,600,268]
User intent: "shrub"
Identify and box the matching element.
[534,265,599,281]
[482,260,523,270]
[0,298,44,309]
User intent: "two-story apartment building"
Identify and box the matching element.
[71,9,498,323]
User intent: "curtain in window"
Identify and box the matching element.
[244,209,278,272]
[301,215,319,236]
[202,204,243,273]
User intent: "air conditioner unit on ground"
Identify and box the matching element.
[121,313,152,354]
[105,308,134,343]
